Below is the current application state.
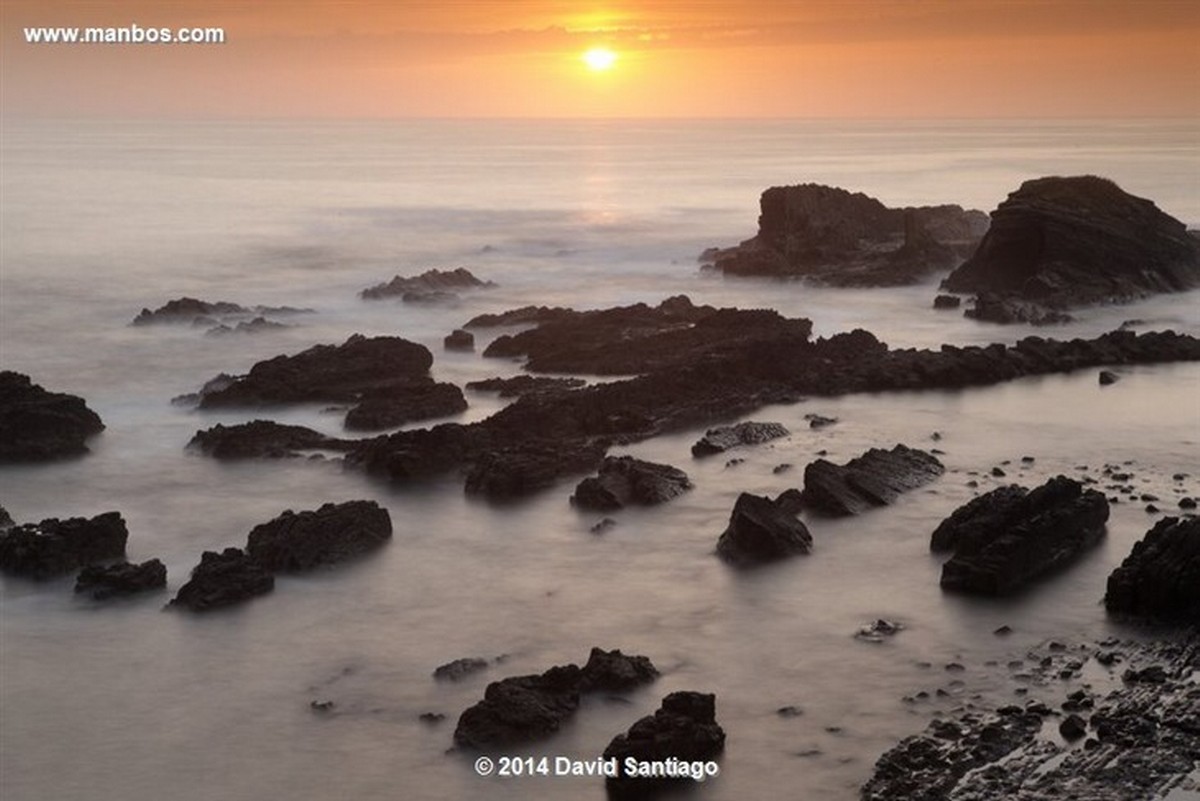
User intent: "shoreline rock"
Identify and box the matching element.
[360,268,495,301]
[603,691,726,798]
[1105,516,1200,621]
[692,421,790,457]
[245,501,392,572]
[0,371,105,461]
[188,420,355,459]
[801,445,944,516]
[716,492,813,565]
[170,548,274,611]
[75,559,166,600]
[0,511,127,579]
[570,456,691,511]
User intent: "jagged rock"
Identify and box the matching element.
[580,647,660,691]
[170,547,274,611]
[939,476,1109,595]
[465,375,586,398]
[709,183,987,285]
[0,371,105,461]
[131,297,311,326]
[943,176,1200,308]
[74,559,166,599]
[359,268,495,300]
[602,692,726,797]
[801,445,944,515]
[464,442,609,502]
[1105,516,1200,621]
[342,382,467,431]
[716,492,813,565]
[444,329,475,351]
[462,305,574,329]
[570,456,691,511]
[188,420,355,459]
[434,658,489,682]
[692,421,789,457]
[930,484,1029,551]
[965,292,1074,325]
[245,501,392,572]
[0,512,127,578]
[933,294,962,309]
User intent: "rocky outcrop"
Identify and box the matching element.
[131,297,311,326]
[453,649,658,748]
[716,492,813,565]
[464,442,610,502]
[443,329,474,351]
[75,559,166,599]
[205,317,289,336]
[938,476,1109,595]
[930,484,1029,551]
[465,376,585,398]
[571,456,691,511]
[707,184,987,285]
[0,371,105,461]
[188,420,355,459]
[933,294,962,309]
[245,501,392,572]
[360,268,495,300]
[1105,516,1200,621]
[462,305,574,329]
[965,292,1074,325]
[342,382,467,431]
[170,548,274,611]
[603,692,726,797]
[0,512,127,578]
[801,445,944,515]
[943,176,1200,308]
[691,421,790,457]
[434,658,489,682]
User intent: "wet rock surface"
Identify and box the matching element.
[188,420,355,459]
[359,268,495,300]
[170,548,275,611]
[1105,516,1200,622]
[0,512,127,578]
[603,691,726,797]
[965,292,1074,326]
[938,476,1109,595]
[692,421,790,457]
[75,559,166,599]
[342,381,467,431]
[716,492,813,565]
[707,183,987,285]
[801,445,945,516]
[245,500,392,572]
[571,456,692,511]
[465,375,586,398]
[0,371,105,461]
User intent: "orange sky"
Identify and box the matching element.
[2,1,1198,118]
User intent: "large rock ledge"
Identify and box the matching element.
[0,512,127,578]
[801,444,944,516]
[705,183,988,286]
[0,371,105,461]
[1105,516,1200,622]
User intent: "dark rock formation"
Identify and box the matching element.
[465,375,586,398]
[205,317,289,336]
[0,506,13,530]
[708,183,987,285]
[131,297,311,326]
[0,512,127,578]
[716,492,813,565]
[580,647,660,692]
[603,692,726,797]
[464,441,610,502]
[570,456,691,511]
[462,305,574,329]
[170,548,274,611]
[444,329,475,351]
[933,294,962,309]
[0,371,105,461]
[1099,370,1119,386]
[801,445,944,516]
[1105,516,1200,621]
[930,484,1029,552]
[360,268,495,300]
[434,658,489,682]
[965,292,1074,325]
[188,420,355,459]
[75,559,166,599]
[342,382,467,431]
[691,421,789,457]
[245,501,392,572]
[943,176,1200,308]
[938,476,1109,595]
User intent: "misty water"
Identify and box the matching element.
[2,118,1198,800]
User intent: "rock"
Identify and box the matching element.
[188,420,355,459]
[465,375,585,398]
[170,547,274,611]
[804,413,838,428]
[443,329,475,351]
[716,492,813,565]
[131,297,311,326]
[580,647,659,692]
[994,625,1013,636]
[570,456,691,511]
[359,268,495,300]
[1105,516,1200,621]
[245,501,392,572]
[965,292,1074,325]
[943,176,1200,308]
[590,518,617,534]
[855,619,905,643]
[938,476,1109,595]
[418,712,445,724]
[310,700,335,713]
[602,691,725,797]
[1180,497,1197,510]
[0,371,105,461]
[342,382,467,431]
[74,559,166,599]
[462,305,574,329]
[933,294,962,309]
[800,444,944,516]
[710,183,987,285]
[777,705,803,718]
[691,421,789,457]
[0,506,13,530]
[464,442,609,502]
[991,466,1006,477]
[0,512,127,578]
[1099,369,1119,385]
[1059,714,1088,740]
[204,316,289,336]
[434,658,489,682]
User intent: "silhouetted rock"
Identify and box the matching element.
[171,548,274,611]
[571,456,691,511]
[343,382,467,431]
[930,484,1029,552]
[0,371,105,461]
[360,268,495,300]
[692,421,789,457]
[434,658,489,682]
[1099,370,1119,386]
[716,492,813,565]
[0,512,127,578]
[464,442,610,502]
[132,297,311,326]
[1105,516,1200,622]
[581,647,660,692]
[463,305,574,329]
[245,500,392,572]
[943,176,1200,308]
[939,476,1109,595]
[965,292,1074,325]
[603,692,726,797]
[204,316,289,336]
[709,183,987,285]
[0,506,13,530]
[188,420,355,459]
[75,559,166,599]
[933,294,962,309]
[466,375,586,398]
[444,329,475,351]
[801,445,944,516]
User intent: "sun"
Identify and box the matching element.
[582,47,618,71]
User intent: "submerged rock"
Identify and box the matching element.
[0,512,127,578]
[933,294,962,309]
[602,692,726,797]
[434,658,490,682]
[170,548,274,611]
[188,420,355,459]
[965,292,1074,326]
[1105,516,1200,622]
[245,500,392,572]
[800,445,944,516]
[204,316,290,336]
[75,559,166,600]
[443,329,475,351]
[580,647,660,692]
[131,297,311,326]
[691,421,789,457]
[360,268,495,300]
[716,492,813,565]
[570,456,691,511]
[464,441,610,502]
[0,371,105,461]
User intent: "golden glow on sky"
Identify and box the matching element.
[582,48,618,71]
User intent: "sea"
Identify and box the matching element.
[1,118,1198,801]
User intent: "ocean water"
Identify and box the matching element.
[1,118,1198,801]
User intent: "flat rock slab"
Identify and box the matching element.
[603,691,726,798]
[801,444,944,516]
[1105,516,1200,622]
[571,456,691,511]
[245,500,392,572]
[692,421,789,457]
[0,512,127,579]
[0,371,105,461]
[75,559,166,600]
[716,492,813,565]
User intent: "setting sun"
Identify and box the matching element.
[582,47,618,71]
